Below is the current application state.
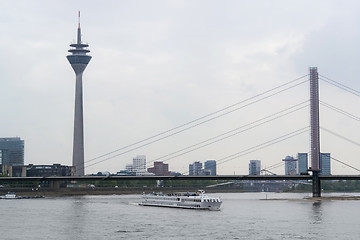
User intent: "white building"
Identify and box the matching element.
[125,163,134,172]
[133,155,147,175]
[122,155,153,176]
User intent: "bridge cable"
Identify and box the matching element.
[260,169,280,175]
[319,75,360,97]
[181,126,310,175]
[320,101,360,122]
[330,156,360,173]
[262,162,285,171]
[83,76,308,166]
[320,127,360,147]
[81,99,308,172]
[78,75,309,171]
[146,101,309,167]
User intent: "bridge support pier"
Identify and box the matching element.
[50,181,61,190]
[312,171,321,197]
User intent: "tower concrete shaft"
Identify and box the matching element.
[309,67,321,197]
[67,11,91,176]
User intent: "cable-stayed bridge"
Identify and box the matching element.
[2,67,360,197]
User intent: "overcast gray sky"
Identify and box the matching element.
[1,0,360,175]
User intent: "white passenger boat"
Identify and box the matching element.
[139,190,222,210]
[4,192,17,199]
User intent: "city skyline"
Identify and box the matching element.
[1,1,360,175]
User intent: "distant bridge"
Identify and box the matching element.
[1,175,360,182]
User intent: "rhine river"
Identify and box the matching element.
[1,192,360,239]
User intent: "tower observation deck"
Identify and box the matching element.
[67,11,92,176]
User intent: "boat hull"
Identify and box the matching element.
[138,191,222,210]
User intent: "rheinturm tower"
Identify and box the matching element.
[67,11,91,176]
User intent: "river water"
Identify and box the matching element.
[1,192,360,240]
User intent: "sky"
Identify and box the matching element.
[1,0,360,175]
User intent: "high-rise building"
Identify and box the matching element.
[249,160,261,175]
[297,153,308,175]
[0,137,24,166]
[296,152,330,175]
[189,161,203,176]
[320,153,331,175]
[67,12,92,176]
[283,156,297,175]
[204,160,217,176]
[133,155,146,173]
[147,161,170,176]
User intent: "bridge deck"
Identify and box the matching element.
[0,175,359,182]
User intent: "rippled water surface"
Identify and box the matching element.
[1,192,360,239]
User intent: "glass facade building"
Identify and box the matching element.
[249,160,261,175]
[283,156,297,175]
[297,153,308,175]
[204,160,217,176]
[189,161,203,176]
[320,153,331,175]
[0,137,24,166]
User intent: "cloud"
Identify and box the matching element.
[1,1,360,175]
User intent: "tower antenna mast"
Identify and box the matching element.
[78,11,80,28]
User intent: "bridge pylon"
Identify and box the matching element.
[309,67,321,197]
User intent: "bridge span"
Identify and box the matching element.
[1,175,360,182]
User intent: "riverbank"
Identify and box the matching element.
[0,186,248,197]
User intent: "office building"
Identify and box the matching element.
[296,152,330,175]
[67,12,92,176]
[320,153,331,175]
[133,155,146,173]
[189,161,203,176]
[125,163,134,172]
[249,160,261,175]
[0,137,24,166]
[283,156,297,175]
[26,164,75,177]
[147,161,170,176]
[204,160,217,176]
[0,164,26,177]
[297,153,308,175]
[122,155,151,176]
